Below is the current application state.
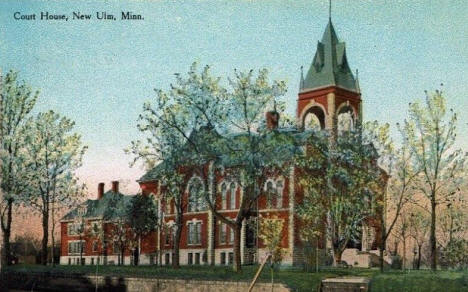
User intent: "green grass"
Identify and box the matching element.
[4,264,468,292]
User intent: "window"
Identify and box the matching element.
[264,179,284,209]
[337,111,354,134]
[229,183,236,209]
[165,226,172,245]
[91,258,94,265]
[229,227,234,244]
[92,241,99,252]
[265,181,275,208]
[228,252,234,265]
[113,242,120,254]
[219,223,227,244]
[188,222,202,245]
[77,206,86,216]
[89,221,100,234]
[165,253,170,265]
[220,252,226,265]
[68,258,71,265]
[68,222,84,236]
[276,179,284,208]
[188,253,193,265]
[220,182,227,210]
[195,253,200,265]
[188,178,205,212]
[68,241,84,255]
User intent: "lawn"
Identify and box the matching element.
[4,264,468,292]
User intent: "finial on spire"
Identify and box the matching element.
[329,0,332,20]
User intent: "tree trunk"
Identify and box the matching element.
[430,195,437,270]
[51,203,55,267]
[379,242,385,272]
[402,236,406,270]
[1,199,13,266]
[380,206,387,272]
[315,238,319,273]
[332,248,343,267]
[41,210,49,265]
[172,213,183,269]
[233,223,242,272]
[417,244,422,270]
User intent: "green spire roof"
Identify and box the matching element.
[301,19,358,93]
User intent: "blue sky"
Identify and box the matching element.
[1,0,467,196]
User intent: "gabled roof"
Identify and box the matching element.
[139,126,321,183]
[302,19,358,93]
[61,191,134,222]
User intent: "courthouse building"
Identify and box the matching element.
[60,18,385,267]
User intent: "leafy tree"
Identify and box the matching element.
[127,62,227,268]
[298,124,382,266]
[0,70,38,266]
[109,217,130,266]
[404,89,467,270]
[258,215,285,289]
[437,194,467,269]
[22,111,86,265]
[209,68,289,272]
[126,194,159,265]
[129,63,290,272]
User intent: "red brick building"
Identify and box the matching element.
[60,19,384,267]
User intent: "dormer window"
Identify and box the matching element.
[77,206,86,217]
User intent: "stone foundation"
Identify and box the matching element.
[4,272,291,292]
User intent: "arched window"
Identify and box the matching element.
[276,179,284,208]
[265,180,275,209]
[302,106,326,130]
[264,178,284,209]
[304,112,322,130]
[337,105,355,134]
[188,178,205,212]
[229,182,236,210]
[220,182,227,210]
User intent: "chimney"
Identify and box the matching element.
[112,181,119,193]
[265,111,279,130]
[98,183,104,200]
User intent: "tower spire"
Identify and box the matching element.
[299,66,304,90]
[329,0,332,20]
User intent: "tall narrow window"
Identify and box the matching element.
[219,222,227,244]
[220,252,226,265]
[165,226,172,245]
[265,181,275,209]
[276,179,284,208]
[229,226,234,244]
[229,183,236,209]
[221,182,227,210]
[188,178,205,212]
[188,222,201,245]
[195,222,201,244]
